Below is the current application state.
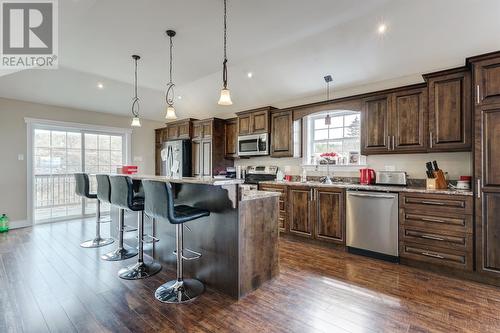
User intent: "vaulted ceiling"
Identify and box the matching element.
[1,0,500,121]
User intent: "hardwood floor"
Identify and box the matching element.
[1,220,500,333]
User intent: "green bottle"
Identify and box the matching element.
[0,214,8,233]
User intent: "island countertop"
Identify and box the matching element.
[129,174,245,186]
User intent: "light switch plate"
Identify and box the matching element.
[18,154,24,161]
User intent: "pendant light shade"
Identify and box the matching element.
[131,117,141,127]
[218,0,232,105]
[218,88,232,106]
[130,55,142,127]
[165,105,177,120]
[165,30,178,120]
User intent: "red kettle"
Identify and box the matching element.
[360,168,376,185]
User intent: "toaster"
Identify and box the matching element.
[376,171,407,186]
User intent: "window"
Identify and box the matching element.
[32,127,126,224]
[304,110,361,165]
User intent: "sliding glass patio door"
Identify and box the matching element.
[32,127,124,224]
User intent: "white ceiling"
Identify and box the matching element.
[1,0,500,122]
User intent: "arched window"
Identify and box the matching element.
[304,110,361,165]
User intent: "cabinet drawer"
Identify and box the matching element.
[400,225,471,252]
[400,193,472,214]
[401,210,472,234]
[400,242,472,271]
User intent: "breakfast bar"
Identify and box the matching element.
[111,175,280,299]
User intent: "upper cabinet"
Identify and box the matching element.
[424,68,472,151]
[474,56,500,106]
[236,106,275,135]
[361,85,427,154]
[270,110,294,157]
[165,118,197,140]
[224,118,238,158]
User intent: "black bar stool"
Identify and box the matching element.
[100,174,138,261]
[142,180,209,303]
[74,173,114,248]
[109,175,161,280]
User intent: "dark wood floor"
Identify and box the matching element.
[1,220,500,333]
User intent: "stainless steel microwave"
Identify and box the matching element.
[237,133,269,156]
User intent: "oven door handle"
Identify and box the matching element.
[348,193,395,199]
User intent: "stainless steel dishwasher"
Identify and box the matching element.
[346,190,399,261]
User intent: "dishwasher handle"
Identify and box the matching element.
[348,192,396,199]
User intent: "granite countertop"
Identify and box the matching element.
[259,180,473,196]
[241,190,281,202]
[130,175,245,186]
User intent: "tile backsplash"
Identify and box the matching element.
[234,152,472,180]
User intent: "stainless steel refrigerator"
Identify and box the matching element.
[160,140,192,178]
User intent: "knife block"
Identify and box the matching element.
[427,170,447,190]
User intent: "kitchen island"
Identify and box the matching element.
[111,175,280,299]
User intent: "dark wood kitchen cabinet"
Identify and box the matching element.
[361,85,427,154]
[314,187,345,244]
[288,186,313,237]
[424,67,472,151]
[258,183,288,232]
[191,118,232,177]
[236,106,275,135]
[166,118,196,140]
[270,110,294,157]
[224,118,238,158]
[154,128,167,175]
[469,52,500,282]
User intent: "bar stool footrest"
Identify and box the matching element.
[173,248,202,261]
[141,234,160,244]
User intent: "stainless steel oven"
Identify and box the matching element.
[237,133,269,156]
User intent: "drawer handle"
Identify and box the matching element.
[420,200,445,206]
[420,234,445,241]
[421,217,446,223]
[421,251,445,259]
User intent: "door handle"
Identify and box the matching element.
[476,85,480,105]
[477,179,481,199]
[429,132,433,149]
[387,136,391,151]
[348,193,395,199]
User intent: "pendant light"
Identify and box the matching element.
[130,55,141,127]
[165,30,178,120]
[322,74,333,185]
[218,0,233,105]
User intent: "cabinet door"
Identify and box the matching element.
[482,106,500,187]
[288,186,312,237]
[167,125,178,140]
[192,140,201,176]
[155,143,162,176]
[238,115,251,135]
[391,87,427,152]
[475,58,500,106]
[225,119,237,157]
[202,121,212,138]
[314,188,345,244]
[480,192,500,274]
[428,71,471,151]
[361,95,391,154]
[201,140,212,177]
[251,111,269,133]
[193,123,202,139]
[270,111,293,157]
[161,128,169,143]
[178,122,190,139]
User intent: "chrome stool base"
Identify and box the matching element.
[101,247,138,261]
[118,261,161,280]
[155,278,204,303]
[80,237,114,248]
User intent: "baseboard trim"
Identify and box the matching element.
[9,220,32,230]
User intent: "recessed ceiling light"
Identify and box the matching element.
[97,82,104,89]
[247,72,253,78]
[177,95,182,100]
[377,23,387,35]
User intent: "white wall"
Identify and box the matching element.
[0,98,164,223]
[234,152,472,180]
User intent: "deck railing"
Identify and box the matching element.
[34,173,83,208]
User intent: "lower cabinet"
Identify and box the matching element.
[314,187,345,244]
[288,186,313,237]
[262,184,346,245]
[399,192,473,271]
